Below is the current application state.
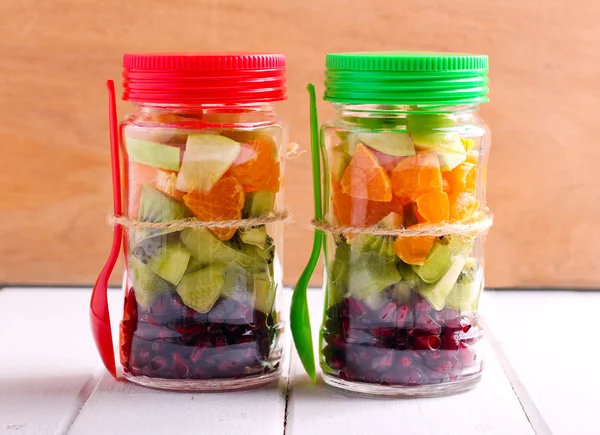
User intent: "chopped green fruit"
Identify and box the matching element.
[180,227,252,268]
[378,212,402,229]
[414,236,475,283]
[442,235,476,257]
[446,260,480,310]
[133,241,191,285]
[221,129,281,160]
[378,237,396,258]
[176,264,226,313]
[412,242,453,284]
[184,255,204,275]
[348,252,401,300]
[411,133,466,171]
[330,145,352,182]
[397,261,420,286]
[221,263,251,303]
[329,242,350,306]
[461,137,477,151]
[446,278,480,311]
[254,275,277,314]
[243,191,276,217]
[136,185,187,241]
[406,113,456,134]
[125,137,181,171]
[419,255,466,311]
[353,132,416,157]
[242,240,276,275]
[129,256,172,310]
[350,234,395,259]
[176,134,241,193]
[239,226,267,249]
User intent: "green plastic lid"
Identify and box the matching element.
[324,51,489,105]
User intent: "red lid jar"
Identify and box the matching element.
[114,53,287,391]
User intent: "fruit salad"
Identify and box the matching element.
[320,112,488,391]
[118,110,285,386]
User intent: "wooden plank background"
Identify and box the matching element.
[1,0,599,288]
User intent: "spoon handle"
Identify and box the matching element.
[291,84,324,381]
[90,80,122,378]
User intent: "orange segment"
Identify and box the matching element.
[443,162,476,197]
[416,191,450,223]
[450,192,479,222]
[393,231,436,266]
[370,148,402,171]
[183,175,245,240]
[340,144,392,202]
[391,153,443,200]
[229,136,280,192]
[128,162,178,218]
[331,179,403,226]
[443,162,478,221]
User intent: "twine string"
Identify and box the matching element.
[310,210,493,237]
[107,210,290,229]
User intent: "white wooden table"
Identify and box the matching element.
[1,287,598,435]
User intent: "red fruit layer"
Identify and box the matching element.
[119,291,281,380]
[321,296,483,386]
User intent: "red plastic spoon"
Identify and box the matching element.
[90,80,122,378]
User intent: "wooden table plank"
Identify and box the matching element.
[485,291,600,435]
[0,288,110,435]
[67,292,292,435]
[286,290,535,435]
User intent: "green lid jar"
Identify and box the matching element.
[314,52,491,397]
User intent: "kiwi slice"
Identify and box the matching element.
[184,255,204,275]
[132,240,191,285]
[243,191,276,218]
[418,256,466,311]
[239,226,267,249]
[347,251,401,300]
[129,256,172,310]
[180,227,253,268]
[350,234,395,259]
[136,185,187,242]
[176,264,226,313]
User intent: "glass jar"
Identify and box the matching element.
[115,54,287,391]
[317,52,491,396]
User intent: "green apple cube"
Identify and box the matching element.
[411,133,466,171]
[176,134,241,192]
[353,132,416,157]
[330,145,352,182]
[243,191,276,218]
[125,137,181,171]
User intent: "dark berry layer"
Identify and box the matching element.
[321,296,482,386]
[120,290,282,380]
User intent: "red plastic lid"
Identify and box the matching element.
[122,53,286,104]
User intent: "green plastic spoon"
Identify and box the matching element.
[291,84,323,382]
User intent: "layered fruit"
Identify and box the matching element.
[119,116,284,381]
[320,113,485,387]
